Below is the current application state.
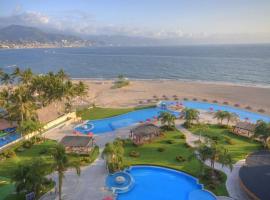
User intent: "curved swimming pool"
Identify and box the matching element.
[75,101,270,135]
[75,107,180,134]
[114,166,216,200]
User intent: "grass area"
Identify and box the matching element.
[123,130,228,196]
[0,139,99,200]
[0,177,14,200]
[189,124,262,162]
[77,106,156,120]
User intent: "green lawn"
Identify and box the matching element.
[123,130,228,196]
[189,124,262,162]
[0,140,99,200]
[77,106,155,120]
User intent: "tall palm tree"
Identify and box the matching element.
[255,120,270,148]
[19,68,33,85]
[184,108,200,124]
[218,148,233,171]
[51,144,81,200]
[158,112,176,129]
[224,112,239,126]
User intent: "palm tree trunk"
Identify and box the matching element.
[58,171,63,200]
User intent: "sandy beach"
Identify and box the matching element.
[82,80,270,114]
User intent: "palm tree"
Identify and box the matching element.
[0,72,13,86]
[224,112,239,126]
[219,148,233,171]
[19,68,33,85]
[51,144,81,200]
[12,159,49,198]
[184,108,200,124]
[158,112,176,129]
[102,139,124,173]
[213,111,227,124]
[254,120,270,148]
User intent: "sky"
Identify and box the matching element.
[0,0,270,43]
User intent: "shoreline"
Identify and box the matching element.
[71,78,270,89]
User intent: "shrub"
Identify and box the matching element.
[22,140,33,149]
[213,100,218,103]
[39,148,49,155]
[202,99,208,102]
[183,121,192,128]
[166,140,174,144]
[224,136,235,145]
[129,150,140,157]
[183,98,189,101]
[193,98,197,101]
[179,134,186,139]
[223,101,229,105]
[2,149,16,158]
[157,147,165,152]
[16,147,25,153]
[234,103,240,107]
[176,155,186,162]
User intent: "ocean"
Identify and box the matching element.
[0,44,270,86]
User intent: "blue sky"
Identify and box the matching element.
[0,0,270,42]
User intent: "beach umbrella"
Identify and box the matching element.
[146,118,151,122]
[245,117,249,121]
[87,132,94,137]
[209,107,214,111]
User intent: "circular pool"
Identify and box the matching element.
[106,171,135,194]
[109,166,216,200]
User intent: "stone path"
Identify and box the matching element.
[176,123,250,200]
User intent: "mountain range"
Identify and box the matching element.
[0,25,82,42]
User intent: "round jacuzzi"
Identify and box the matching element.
[106,171,135,194]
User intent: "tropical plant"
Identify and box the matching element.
[218,148,233,171]
[12,159,50,198]
[254,120,270,148]
[183,108,200,127]
[213,111,227,125]
[51,144,81,200]
[224,112,239,126]
[158,112,176,130]
[102,139,124,173]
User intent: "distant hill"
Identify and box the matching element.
[0,25,81,42]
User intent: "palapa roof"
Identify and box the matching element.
[131,123,160,137]
[239,150,270,200]
[235,122,256,132]
[60,135,93,148]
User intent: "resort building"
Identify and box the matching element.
[130,123,161,145]
[60,135,95,154]
[239,150,270,200]
[233,122,256,137]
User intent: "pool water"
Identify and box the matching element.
[115,166,216,200]
[0,132,20,147]
[75,108,180,134]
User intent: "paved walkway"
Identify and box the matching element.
[176,123,250,200]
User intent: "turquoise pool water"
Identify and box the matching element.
[111,166,216,200]
[75,101,270,135]
[75,108,180,134]
[0,128,20,147]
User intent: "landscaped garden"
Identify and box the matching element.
[0,138,99,200]
[121,130,228,196]
[189,124,263,162]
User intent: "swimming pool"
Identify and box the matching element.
[75,101,270,135]
[164,101,270,123]
[75,108,180,134]
[0,132,20,147]
[111,166,216,200]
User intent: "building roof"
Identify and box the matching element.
[239,150,270,200]
[131,123,160,137]
[60,136,93,148]
[235,122,256,132]
[0,119,17,131]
